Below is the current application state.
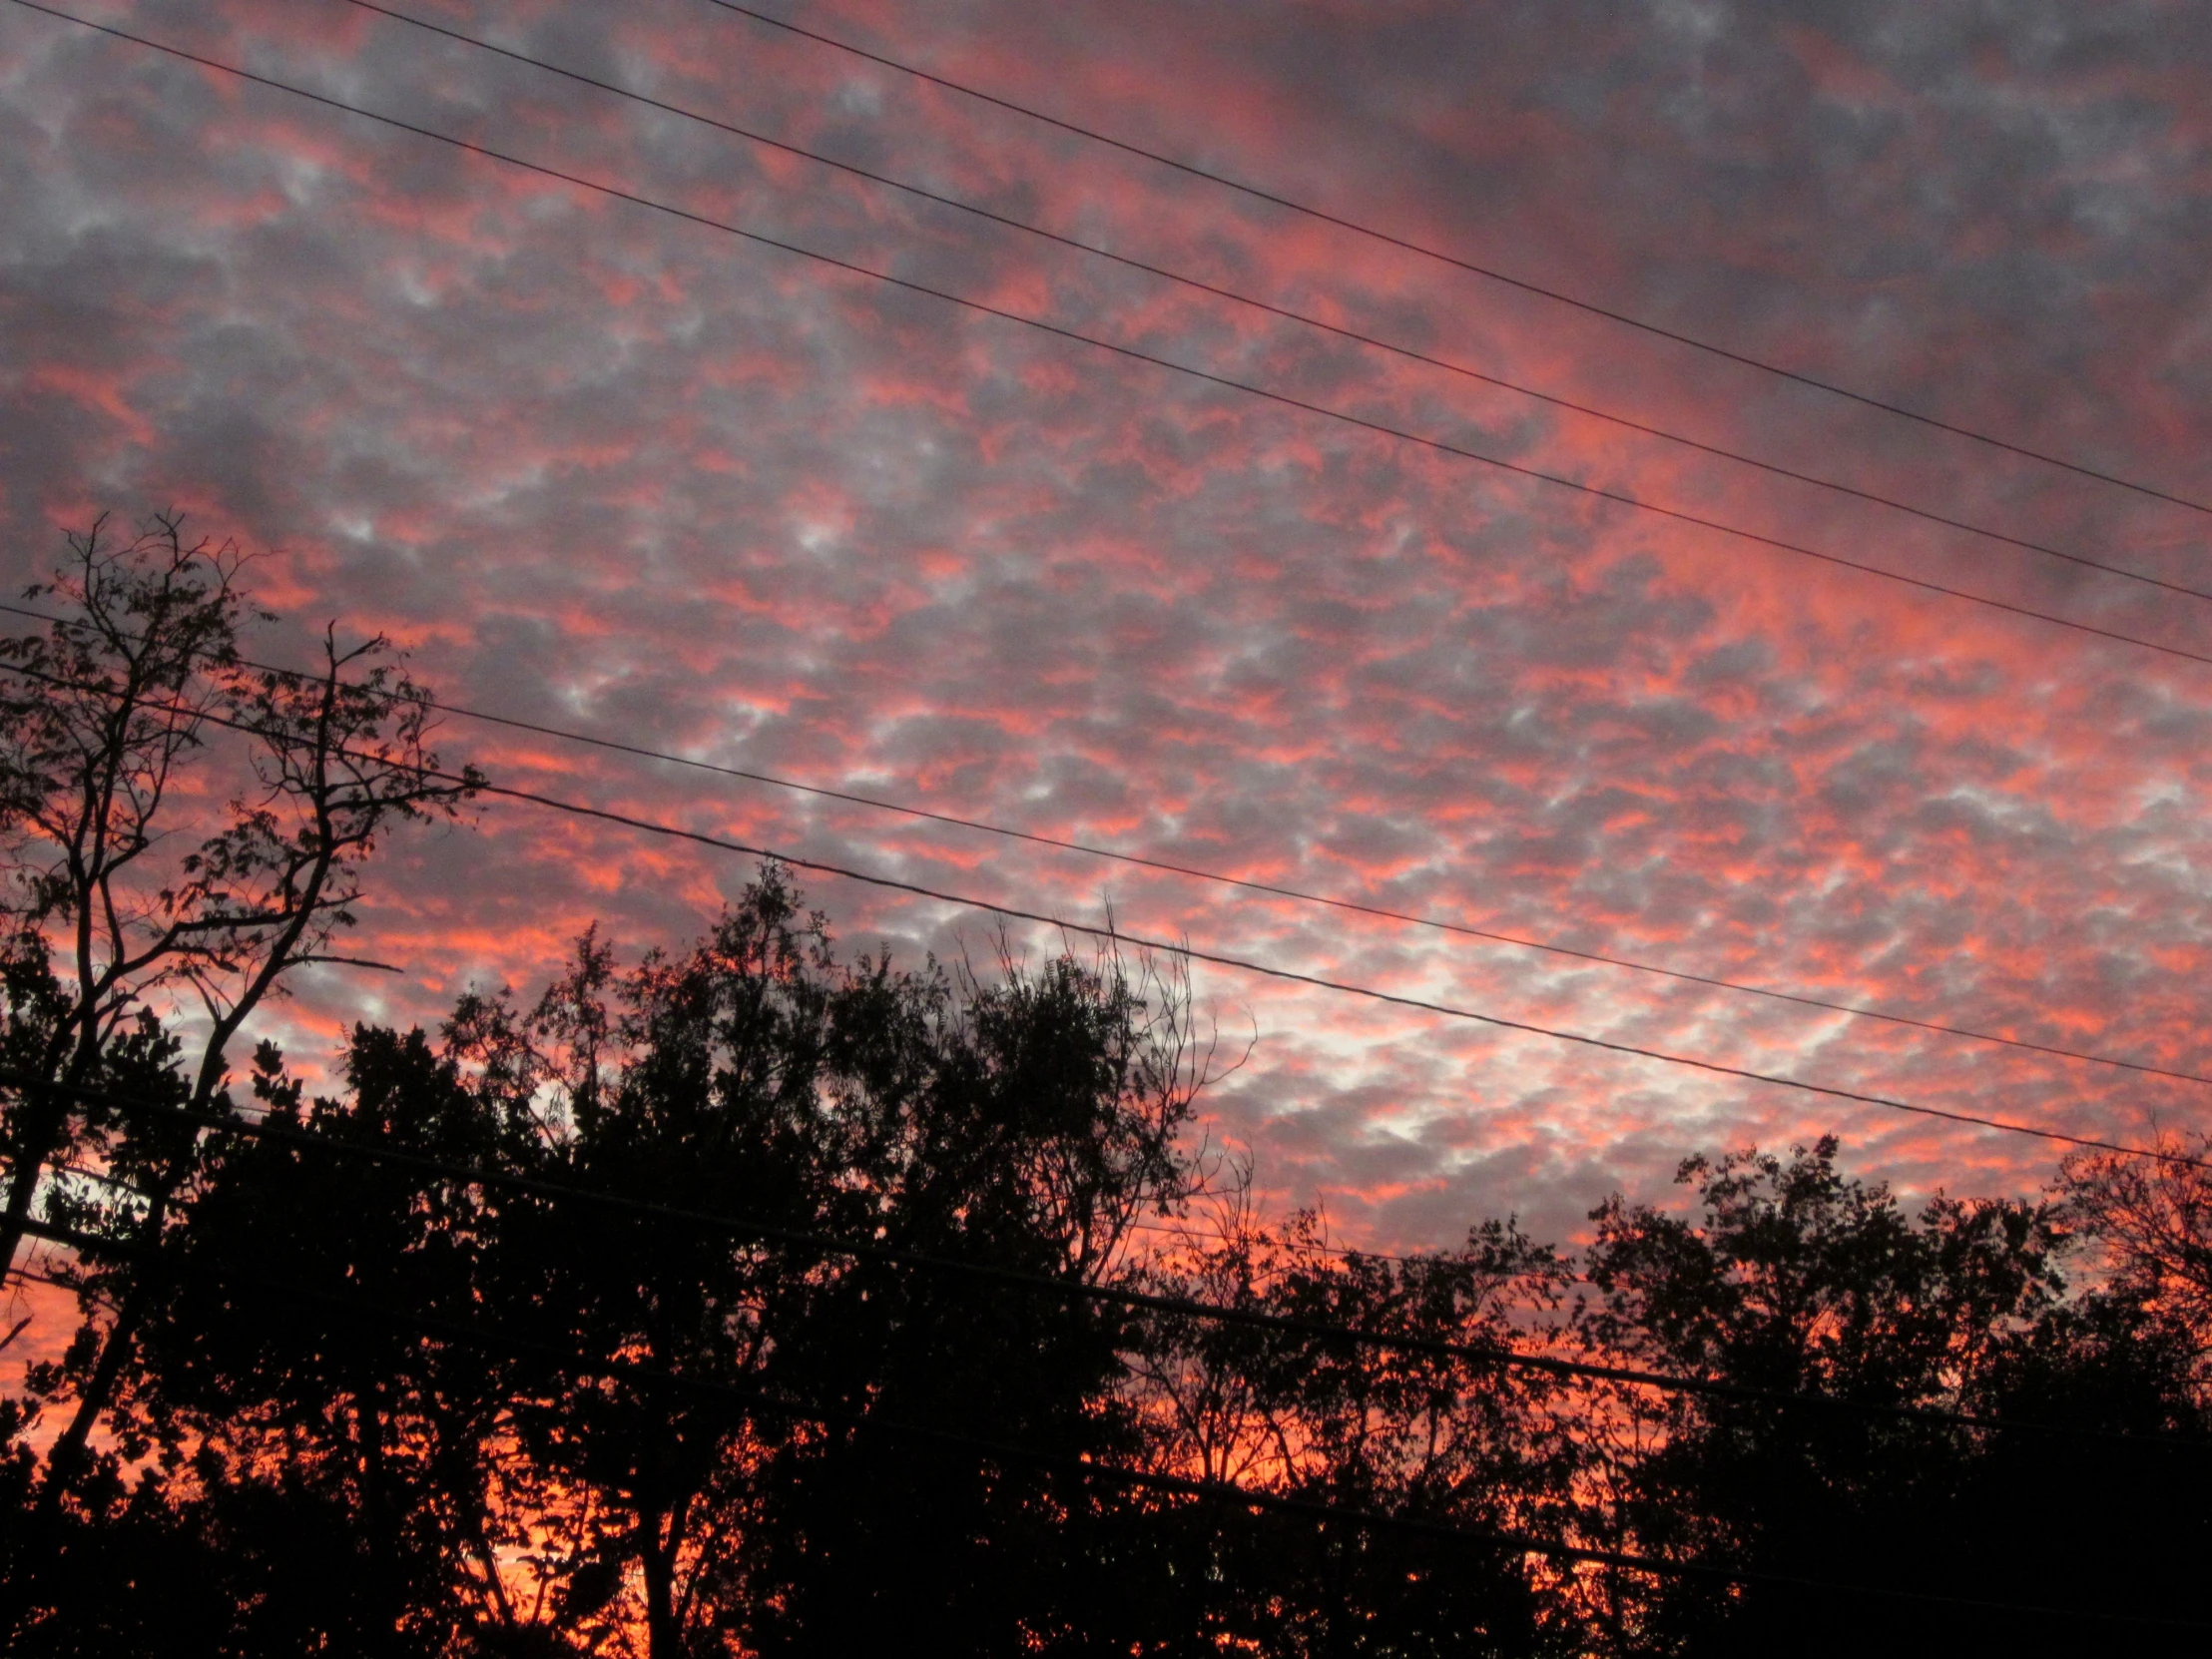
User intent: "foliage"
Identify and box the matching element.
[20,874,1238,1654]
[1568,1138,2211,1654]
[4,896,2208,1653]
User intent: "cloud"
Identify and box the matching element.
[3,0,2211,1257]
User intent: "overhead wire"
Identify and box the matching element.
[335,0,2212,607]
[4,594,2202,1093]
[20,1209,2202,1627]
[18,0,2212,675]
[2,4,2186,1094]
[0,650,2201,1173]
[703,0,2212,517]
[0,896,2146,1287]
[4,12,2206,1603]
[353,722,2212,1087]
[18,1162,1443,1286]
[33,1159,1465,1307]
[6,1069,2202,1450]
[450,781,2212,1168]
[1124,1215,1600,1279]
[15,1145,1527,1294]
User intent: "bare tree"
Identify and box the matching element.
[0,515,255,1271]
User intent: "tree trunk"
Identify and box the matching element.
[643,1515,681,1659]
[0,1126,187,1642]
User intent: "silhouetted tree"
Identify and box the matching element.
[1124,1204,1582,1655]
[70,873,1229,1655]
[2058,1129,2212,1362]
[1571,1136,2212,1654]
[0,512,479,1641]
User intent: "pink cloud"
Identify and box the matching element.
[2,0,2209,1267]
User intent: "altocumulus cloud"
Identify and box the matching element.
[3,0,2212,1248]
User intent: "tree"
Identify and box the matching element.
[77,872,1228,1656]
[2057,1129,2212,1362]
[723,917,1216,1655]
[0,512,480,1638]
[1122,1203,1580,1656]
[1572,1136,2211,1654]
[0,514,259,1276]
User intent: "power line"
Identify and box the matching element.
[23,1210,2199,1627]
[465,778,2212,1170]
[317,693,2212,1093]
[20,0,2212,1087]
[0,650,2201,1173]
[11,1218,1665,1583]
[12,3,2208,1121]
[5,593,2200,1094]
[9,1070,2199,1450]
[1126,1214,1609,1281]
[20,0,2212,676]
[60,1139,1399,1292]
[704,0,2212,518]
[21,1151,1415,1292]
[336,0,2212,607]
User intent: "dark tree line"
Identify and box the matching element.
[0,523,2208,1655]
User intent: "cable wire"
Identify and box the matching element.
[468,780,2212,1170]
[338,0,2212,607]
[7,1070,2201,1451]
[0,650,2200,1173]
[0,1051,1996,1282]
[407,693,2212,1090]
[703,0,2212,517]
[18,0,2212,675]
[5,593,2200,1094]
[23,1210,2202,1626]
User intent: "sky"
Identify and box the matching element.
[3,0,2212,1260]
